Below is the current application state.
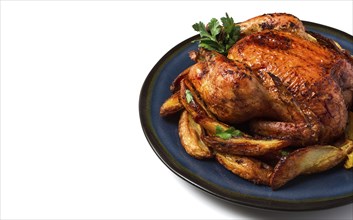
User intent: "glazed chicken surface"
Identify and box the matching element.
[187,14,353,146]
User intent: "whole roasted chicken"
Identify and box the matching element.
[182,14,353,145]
[159,13,353,188]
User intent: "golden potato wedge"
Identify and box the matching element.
[344,152,353,169]
[178,111,213,159]
[192,116,230,136]
[216,153,273,185]
[340,139,353,169]
[255,150,286,167]
[160,91,184,117]
[340,139,353,154]
[202,135,291,156]
[270,144,348,190]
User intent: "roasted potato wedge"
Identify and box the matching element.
[344,152,353,169]
[178,111,213,159]
[344,151,353,169]
[202,135,291,156]
[179,109,273,184]
[255,150,287,167]
[216,153,273,185]
[341,139,353,169]
[340,139,353,154]
[270,143,350,190]
[160,91,184,116]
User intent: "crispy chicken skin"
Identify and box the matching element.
[237,13,308,39]
[188,50,271,124]
[228,30,353,144]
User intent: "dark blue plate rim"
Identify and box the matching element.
[139,21,353,211]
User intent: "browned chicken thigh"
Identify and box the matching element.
[188,49,271,124]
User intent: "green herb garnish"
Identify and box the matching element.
[185,89,193,103]
[280,150,290,157]
[192,13,240,55]
[215,125,242,140]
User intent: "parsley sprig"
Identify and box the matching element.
[192,13,240,55]
[185,89,193,103]
[215,125,242,140]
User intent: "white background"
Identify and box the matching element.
[1,0,352,219]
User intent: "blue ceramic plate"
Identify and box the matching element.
[139,21,353,211]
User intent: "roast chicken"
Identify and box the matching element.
[158,13,353,188]
[179,13,353,146]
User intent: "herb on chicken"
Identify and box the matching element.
[185,89,193,103]
[192,13,240,55]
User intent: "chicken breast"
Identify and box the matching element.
[227,30,353,144]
